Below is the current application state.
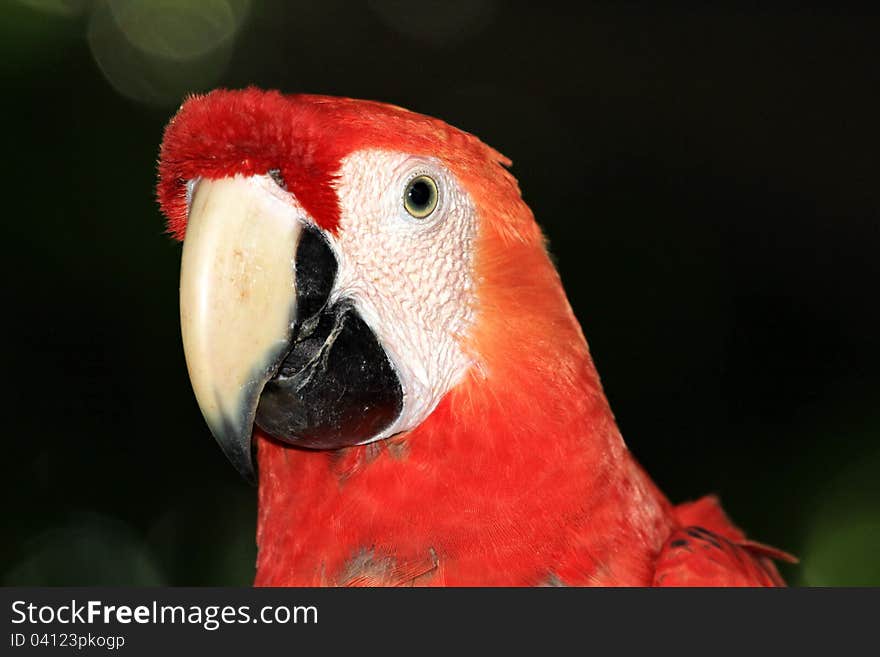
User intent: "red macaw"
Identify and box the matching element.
[157,88,794,586]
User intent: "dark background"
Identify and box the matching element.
[2,1,877,586]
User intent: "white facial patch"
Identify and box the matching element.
[329,149,477,443]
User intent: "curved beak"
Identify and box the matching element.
[179,174,404,483]
[179,175,303,483]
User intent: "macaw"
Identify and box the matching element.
[157,88,793,586]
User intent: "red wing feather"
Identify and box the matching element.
[653,496,796,587]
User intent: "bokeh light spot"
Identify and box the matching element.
[801,509,880,586]
[86,0,250,106]
[110,0,238,61]
[2,0,83,73]
[15,0,87,17]
[3,514,166,586]
[799,449,880,586]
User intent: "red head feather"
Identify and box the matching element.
[158,88,516,239]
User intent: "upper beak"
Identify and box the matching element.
[179,175,305,483]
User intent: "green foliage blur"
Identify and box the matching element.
[2,0,878,586]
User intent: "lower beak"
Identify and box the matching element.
[179,175,306,483]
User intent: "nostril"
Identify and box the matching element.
[267,168,286,190]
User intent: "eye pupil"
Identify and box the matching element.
[403,175,439,218]
[408,181,431,208]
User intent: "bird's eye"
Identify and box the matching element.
[403,175,439,219]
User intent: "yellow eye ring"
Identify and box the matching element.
[403,175,439,219]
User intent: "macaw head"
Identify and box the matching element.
[157,88,597,483]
